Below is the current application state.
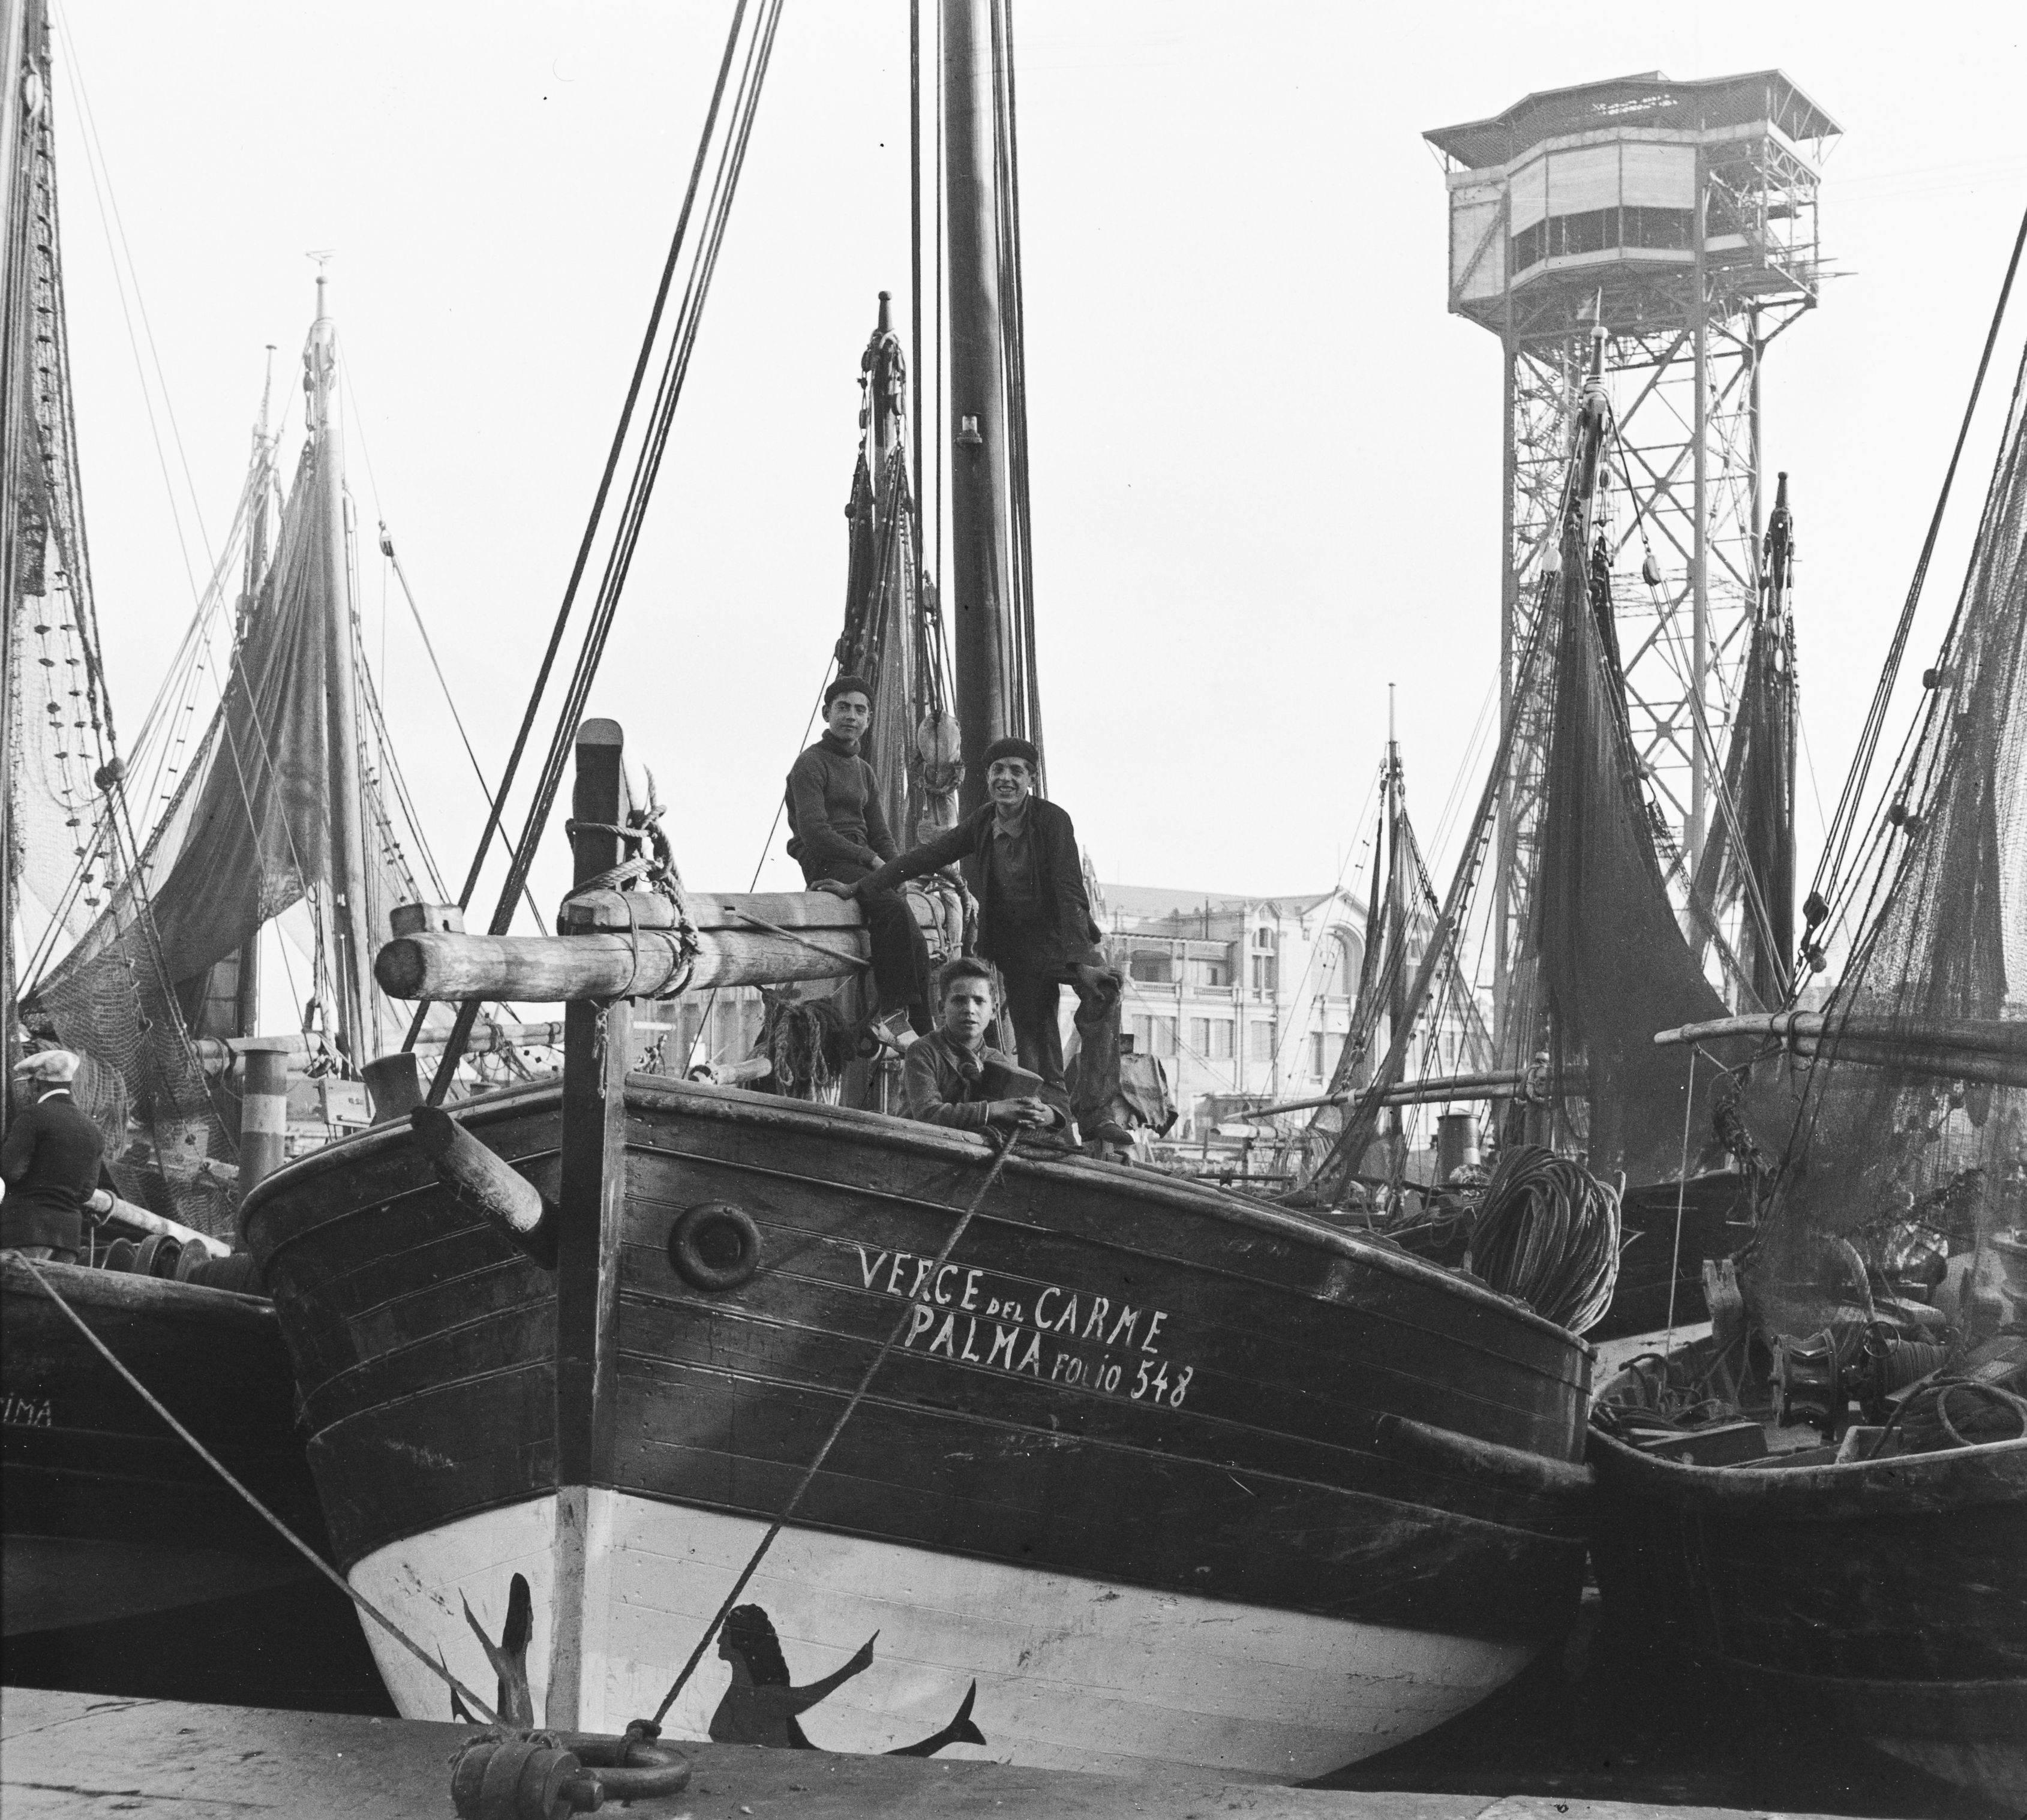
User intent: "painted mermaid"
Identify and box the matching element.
[709,1603,984,1756]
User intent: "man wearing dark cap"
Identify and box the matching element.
[816,737,1129,1146]
[2,1050,105,1264]
[785,674,932,1041]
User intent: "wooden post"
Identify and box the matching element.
[546,717,632,1728]
[238,1040,292,1190]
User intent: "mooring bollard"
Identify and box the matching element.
[238,1040,292,1189]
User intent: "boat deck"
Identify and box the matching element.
[1,1685,1873,1820]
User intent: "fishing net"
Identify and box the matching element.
[1744,349,2027,1334]
[831,325,960,849]
[1526,519,1750,1185]
[1686,602,1797,1012]
[23,418,414,1232]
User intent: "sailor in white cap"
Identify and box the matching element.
[3,1050,104,1263]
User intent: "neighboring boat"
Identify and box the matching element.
[1590,1359,2026,1809]
[1587,220,2027,1812]
[1,1248,325,1641]
[1,0,462,1677]
[233,0,1600,1780]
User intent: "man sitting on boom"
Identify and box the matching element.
[903,957,1062,1134]
[783,673,933,1046]
[816,736,1130,1147]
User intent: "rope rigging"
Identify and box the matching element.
[418,0,783,1096]
[1797,202,2026,987]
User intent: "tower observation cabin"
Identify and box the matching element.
[1425,71,1838,1027]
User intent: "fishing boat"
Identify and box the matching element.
[1588,220,2027,1810]
[1,0,494,1670]
[236,2,1599,1779]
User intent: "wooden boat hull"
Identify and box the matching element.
[1,1257,328,1638]
[1591,1173,1750,1341]
[1589,1425,2027,1807]
[242,1076,1593,1779]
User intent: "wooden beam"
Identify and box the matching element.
[410,1105,555,1266]
[1654,1009,2027,1056]
[548,718,632,1728]
[188,1020,565,1078]
[376,906,870,1004]
[1655,1010,2027,1086]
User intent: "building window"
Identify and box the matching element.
[1131,1014,1176,1058]
[1248,1021,1274,1063]
[1253,926,1276,951]
[1127,948,1173,985]
[1188,956,1229,988]
[1188,1016,1235,1058]
[1250,954,1277,992]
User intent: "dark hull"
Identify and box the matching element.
[1590,1425,2027,1807]
[242,1076,1593,1776]
[1,1256,330,1639]
[1590,1173,1749,1341]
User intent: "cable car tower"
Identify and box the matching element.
[1427,71,1837,1044]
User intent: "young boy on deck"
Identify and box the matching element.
[819,737,1131,1146]
[902,957,1063,1136]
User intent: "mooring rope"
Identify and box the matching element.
[17,1257,504,1728]
[647,1130,1023,1725]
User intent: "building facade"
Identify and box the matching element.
[1096,884,1368,1136]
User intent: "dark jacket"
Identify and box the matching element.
[900,1030,1010,1131]
[1,1089,106,1253]
[900,1031,1063,1133]
[859,798,1101,972]
[784,733,897,878]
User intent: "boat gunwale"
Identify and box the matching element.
[1588,1420,2027,1512]
[1,1254,278,1334]
[241,1073,1589,1353]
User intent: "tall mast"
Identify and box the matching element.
[942,0,1013,815]
[0,0,35,1095]
[1385,685,1405,1145]
[307,272,374,1064]
[231,345,278,1040]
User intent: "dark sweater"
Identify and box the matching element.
[900,1031,1008,1131]
[858,797,1101,972]
[1,1090,106,1253]
[784,733,898,878]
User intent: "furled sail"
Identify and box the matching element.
[831,298,960,845]
[4,0,144,1170]
[1744,349,2027,1332]
[1525,502,1738,1183]
[1686,476,1798,1013]
[25,302,429,1228]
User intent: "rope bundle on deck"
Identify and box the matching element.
[1466,1145,1621,1334]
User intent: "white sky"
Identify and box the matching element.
[50,1,2027,933]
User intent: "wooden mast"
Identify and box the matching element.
[942,0,1013,816]
[1385,686,1406,1152]
[0,0,36,1098]
[307,274,376,1065]
[232,346,278,1041]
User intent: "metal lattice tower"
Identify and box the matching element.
[1427,71,1837,1049]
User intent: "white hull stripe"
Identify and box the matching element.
[350,1492,1536,1781]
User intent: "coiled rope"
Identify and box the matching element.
[1866,1374,2027,1458]
[1466,1144,1621,1335]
